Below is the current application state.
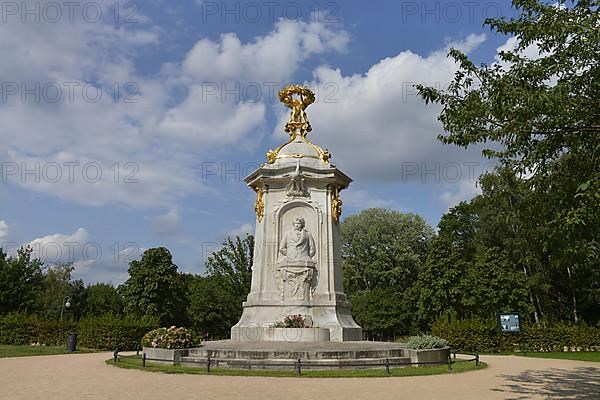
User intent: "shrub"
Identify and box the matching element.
[432,318,501,352]
[78,314,158,350]
[0,314,75,346]
[405,334,448,350]
[0,313,157,350]
[141,326,199,349]
[431,318,600,353]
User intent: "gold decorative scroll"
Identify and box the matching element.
[266,149,278,164]
[254,187,265,223]
[331,186,343,224]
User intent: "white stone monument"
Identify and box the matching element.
[231,85,362,342]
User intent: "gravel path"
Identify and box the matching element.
[0,352,598,399]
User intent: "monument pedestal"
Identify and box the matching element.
[231,301,362,342]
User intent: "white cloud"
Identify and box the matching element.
[153,208,182,236]
[270,34,489,183]
[0,9,349,208]
[0,1,194,208]
[227,223,254,238]
[342,189,398,210]
[159,19,349,147]
[440,180,481,208]
[180,19,349,83]
[158,85,267,147]
[28,228,90,264]
[0,220,8,240]
[495,36,542,67]
[26,226,137,284]
[71,258,129,285]
[495,36,562,89]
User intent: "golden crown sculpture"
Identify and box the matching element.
[265,85,330,165]
[278,84,316,136]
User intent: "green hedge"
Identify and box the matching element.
[0,314,158,350]
[0,314,76,346]
[77,314,158,350]
[432,319,600,353]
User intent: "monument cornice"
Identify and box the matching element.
[244,164,352,190]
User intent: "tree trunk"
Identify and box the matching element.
[529,291,540,325]
[522,264,540,324]
[566,265,579,323]
[535,294,545,319]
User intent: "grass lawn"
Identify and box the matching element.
[106,355,487,378]
[514,352,600,363]
[0,345,96,358]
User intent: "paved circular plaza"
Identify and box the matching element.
[0,352,598,399]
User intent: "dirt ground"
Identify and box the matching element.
[0,352,598,400]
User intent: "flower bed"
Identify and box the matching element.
[271,315,311,328]
[141,326,199,350]
[141,326,200,366]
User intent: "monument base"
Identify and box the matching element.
[180,341,420,370]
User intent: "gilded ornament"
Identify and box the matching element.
[331,186,343,224]
[265,85,331,165]
[254,187,265,223]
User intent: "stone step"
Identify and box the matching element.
[180,356,411,370]
[187,347,405,360]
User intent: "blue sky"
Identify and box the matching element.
[0,0,517,283]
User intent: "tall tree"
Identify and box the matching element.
[416,202,482,326]
[341,209,434,336]
[36,263,85,320]
[417,0,600,325]
[119,247,186,325]
[187,275,241,339]
[187,235,253,338]
[475,169,543,323]
[83,283,124,317]
[342,209,434,293]
[416,172,540,328]
[0,247,44,315]
[417,0,599,176]
[204,234,253,299]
